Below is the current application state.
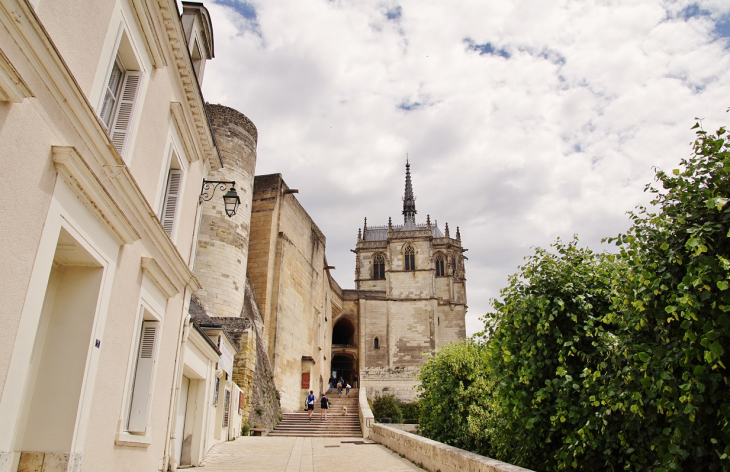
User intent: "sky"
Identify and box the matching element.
[200,0,730,336]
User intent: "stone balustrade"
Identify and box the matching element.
[358,386,374,439]
[370,424,534,472]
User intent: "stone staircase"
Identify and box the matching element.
[268,389,361,437]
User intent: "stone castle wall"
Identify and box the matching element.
[247,174,330,412]
[191,106,282,432]
[193,104,257,319]
[241,277,281,431]
[247,174,282,359]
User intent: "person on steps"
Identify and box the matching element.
[353,374,358,389]
[306,390,316,420]
[328,375,336,393]
[345,382,351,397]
[320,393,330,420]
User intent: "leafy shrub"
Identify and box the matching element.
[398,401,421,423]
[601,120,730,470]
[481,239,626,470]
[418,340,493,453]
[371,394,403,423]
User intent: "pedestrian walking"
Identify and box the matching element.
[320,393,330,420]
[345,382,351,397]
[337,377,344,396]
[353,374,358,389]
[306,390,316,420]
[328,375,336,393]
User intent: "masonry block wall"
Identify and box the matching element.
[247,174,331,412]
[194,104,257,319]
[247,174,283,359]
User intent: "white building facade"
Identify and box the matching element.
[0,0,231,470]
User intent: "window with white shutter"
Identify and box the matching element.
[213,377,219,405]
[223,390,230,427]
[109,71,142,156]
[100,59,123,128]
[161,169,182,238]
[127,320,159,433]
[98,31,144,159]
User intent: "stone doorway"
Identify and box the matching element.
[331,354,355,385]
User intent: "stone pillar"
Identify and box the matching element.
[194,104,258,318]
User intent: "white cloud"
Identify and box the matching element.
[202,0,730,335]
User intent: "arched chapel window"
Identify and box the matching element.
[373,254,385,280]
[374,337,379,349]
[451,256,457,275]
[404,245,415,271]
[435,254,445,276]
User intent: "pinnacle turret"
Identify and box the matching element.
[402,159,417,225]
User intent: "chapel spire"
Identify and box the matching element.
[402,157,417,225]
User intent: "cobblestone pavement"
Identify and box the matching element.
[199,436,424,471]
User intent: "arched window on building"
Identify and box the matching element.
[435,253,445,276]
[374,337,379,349]
[373,253,385,280]
[404,245,415,271]
[451,256,457,275]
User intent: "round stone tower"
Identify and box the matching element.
[194,104,258,318]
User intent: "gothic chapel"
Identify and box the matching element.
[339,161,468,400]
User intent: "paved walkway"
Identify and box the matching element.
[200,436,423,471]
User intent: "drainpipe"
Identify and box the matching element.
[163,288,192,471]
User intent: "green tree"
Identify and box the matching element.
[417,340,494,454]
[480,239,626,470]
[415,117,730,472]
[604,121,730,471]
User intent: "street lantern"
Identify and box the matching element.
[222,186,240,217]
[200,180,240,217]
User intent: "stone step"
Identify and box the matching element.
[276,419,360,428]
[271,425,362,430]
[280,418,359,421]
[271,401,363,437]
[273,426,362,432]
[277,419,360,424]
[267,430,362,438]
[270,431,362,436]
[276,426,359,430]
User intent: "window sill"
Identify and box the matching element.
[115,431,152,448]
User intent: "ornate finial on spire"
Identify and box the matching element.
[456,226,461,241]
[358,227,362,241]
[426,214,431,227]
[364,217,368,230]
[388,216,393,231]
[402,160,417,225]
[445,222,450,238]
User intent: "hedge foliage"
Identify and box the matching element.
[371,394,403,423]
[417,121,730,471]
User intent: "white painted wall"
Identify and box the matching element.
[0,0,220,470]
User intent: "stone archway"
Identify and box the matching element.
[331,354,355,385]
[332,317,355,345]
